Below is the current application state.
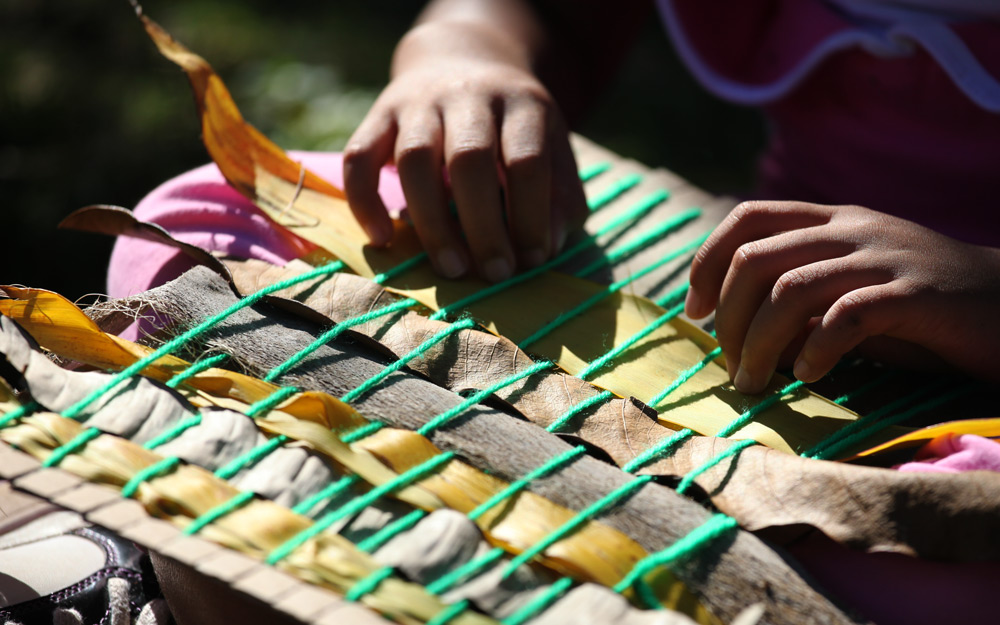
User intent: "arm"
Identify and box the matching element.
[343,0,649,281]
[686,201,1000,393]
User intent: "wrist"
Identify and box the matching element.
[391,20,535,78]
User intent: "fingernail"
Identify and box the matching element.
[685,289,704,318]
[793,359,816,382]
[436,249,466,279]
[522,248,546,268]
[366,221,392,245]
[734,366,756,394]
[483,257,512,282]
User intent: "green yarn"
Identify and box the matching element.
[291,474,361,516]
[267,452,455,565]
[215,434,290,480]
[647,346,723,409]
[621,429,694,474]
[263,297,418,382]
[502,475,654,577]
[426,547,506,595]
[577,161,611,183]
[812,384,973,461]
[355,508,427,553]
[121,456,181,498]
[184,490,256,536]
[426,599,472,625]
[0,400,39,429]
[164,353,229,388]
[545,391,613,433]
[518,223,702,350]
[612,513,738,594]
[345,565,396,602]
[429,190,670,323]
[416,361,554,436]
[60,261,344,421]
[716,379,804,439]
[467,445,589,521]
[675,439,757,495]
[587,173,642,211]
[371,252,427,285]
[341,318,476,404]
[576,301,685,382]
[43,427,101,468]
[803,381,945,459]
[144,415,202,450]
[501,576,575,625]
[340,421,386,444]
[575,221,704,279]
[245,385,299,417]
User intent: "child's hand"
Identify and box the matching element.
[343,15,587,282]
[685,201,1000,393]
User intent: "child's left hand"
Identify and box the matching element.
[685,201,1000,393]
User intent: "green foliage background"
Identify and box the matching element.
[0,0,763,300]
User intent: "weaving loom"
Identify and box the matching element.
[3,11,999,625]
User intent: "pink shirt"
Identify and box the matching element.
[657,0,1000,246]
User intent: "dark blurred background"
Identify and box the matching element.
[0,0,764,301]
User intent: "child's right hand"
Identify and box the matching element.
[343,14,588,282]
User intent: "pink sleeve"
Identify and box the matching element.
[106,151,406,298]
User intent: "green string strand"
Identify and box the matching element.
[263,297,419,382]
[143,415,202,450]
[575,221,704,279]
[545,391,614,433]
[215,434,290,480]
[467,445,589,521]
[43,427,102,468]
[164,353,229,388]
[60,261,345,421]
[266,452,455,565]
[371,252,427,285]
[426,599,472,625]
[517,224,702,351]
[812,384,974,461]
[341,318,476,404]
[612,513,738,594]
[426,547,506,595]
[345,566,397,602]
[429,190,670,322]
[502,475,654,577]
[621,429,695,475]
[586,173,642,211]
[647,346,723,409]
[121,456,180,498]
[576,299,685,382]
[292,474,362,516]
[184,490,256,536]
[577,161,611,183]
[416,361,554,437]
[355,508,427,553]
[0,400,40,429]
[501,576,575,625]
[803,380,947,459]
[675,439,757,495]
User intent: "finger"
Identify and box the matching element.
[549,121,588,253]
[714,227,855,380]
[795,282,910,382]
[501,101,551,268]
[395,108,469,278]
[444,102,516,282]
[343,110,397,245]
[686,201,834,319]
[735,258,891,393]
